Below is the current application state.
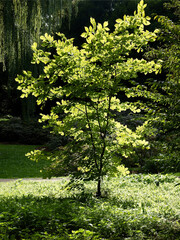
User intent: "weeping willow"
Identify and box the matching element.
[1,0,79,75]
[0,0,80,118]
[0,1,5,71]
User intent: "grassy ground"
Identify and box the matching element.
[0,144,49,178]
[0,143,179,239]
[0,174,179,239]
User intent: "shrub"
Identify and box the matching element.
[143,152,180,173]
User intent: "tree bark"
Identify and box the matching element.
[96,176,101,197]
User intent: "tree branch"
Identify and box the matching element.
[85,104,99,171]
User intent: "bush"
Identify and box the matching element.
[143,152,180,173]
[0,117,49,145]
[0,117,69,146]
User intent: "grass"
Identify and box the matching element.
[0,144,179,239]
[0,144,49,178]
[0,174,179,239]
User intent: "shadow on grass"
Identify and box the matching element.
[0,194,97,239]
[0,190,179,240]
[0,144,50,178]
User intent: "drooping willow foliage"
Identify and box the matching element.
[0,0,80,118]
[0,0,79,76]
[0,0,79,75]
[0,1,5,71]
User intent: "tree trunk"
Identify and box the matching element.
[96,177,101,197]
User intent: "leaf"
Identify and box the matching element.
[31,42,37,51]
[90,17,96,28]
[103,21,108,28]
[85,27,89,33]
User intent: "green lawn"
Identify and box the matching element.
[0,174,179,239]
[0,144,49,178]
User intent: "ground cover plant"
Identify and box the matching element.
[0,174,179,239]
[0,144,49,178]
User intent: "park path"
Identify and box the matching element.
[0,178,64,182]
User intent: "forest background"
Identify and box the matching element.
[0,0,179,175]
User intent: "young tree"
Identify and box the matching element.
[16,0,161,196]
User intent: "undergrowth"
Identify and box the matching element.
[0,174,179,239]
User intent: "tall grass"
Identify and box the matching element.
[0,174,179,239]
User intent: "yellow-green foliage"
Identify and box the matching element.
[116,165,130,176]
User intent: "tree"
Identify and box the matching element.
[0,0,80,118]
[141,0,180,172]
[16,0,161,196]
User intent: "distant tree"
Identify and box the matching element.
[16,0,161,196]
[142,0,180,172]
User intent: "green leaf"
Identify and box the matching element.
[103,21,108,28]
[31,42,37,51]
